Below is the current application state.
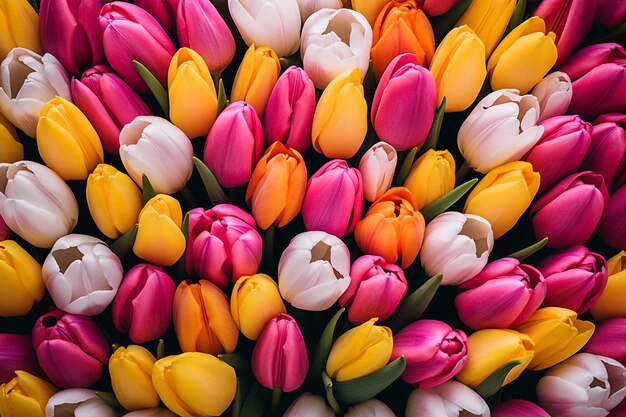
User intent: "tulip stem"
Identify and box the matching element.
[455,161,471,183]
[212,71,222,89]
[271,388,282,415]
[264,223,278,273]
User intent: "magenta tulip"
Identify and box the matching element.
[595,0,626,29]
[0,334,43,384]
[422,0,463,16]
[581,120,626,191]
[0,215,10,241]
[133,0,179,34]
[598,185,626,250]
[492,400,551,417]
[584,318,626,366]
[371,53,437,151]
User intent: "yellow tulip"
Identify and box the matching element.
[429,25,487,112]
[230,274,286,341]
[312,67,368,158]
[326,318,393,381]
[109,345,159,411]
[168,48,218,138]
[86,164,143,239]
[591,251,626,321]
[403,149,456,210]
[0,112,22,163]
[487,17,558,94]
[0,240,44,317]
[456,0,516,57]
[152,352,236,417]
[230,44,280,119]
[463,161,540,238]
[36,97,103,180]
[515,307,594,371]
[352,0,390,26]
[133,194,185,266]
[0,371,57,417]
[0,0,41,59]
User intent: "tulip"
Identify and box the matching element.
[0,217,9,241]
[598,186,626,250]
[86,164,143,239]
[531,71,573,122]
[584,318,626,366]
[0,240,44,317]
[455,329,534,388]
[152,352,236,417]
[283,393,335,417]
[581,121,626,190]
[177,0,235,73]
[403,149,455,210]
[590,252,626,320]
[0,113,22,163]
[246,141,307,230]
[301,8,373,89]
[537,353,626,417]
[263,65,316,153]
[359,141,397,203]
[458,89,543,173]
[492,400,551,417]
[339,255,407,325]
[595,0,626,29]
[456,0,516,57]
[530,172,608,249]
[351,0,388,26]
[391,320,468,387]
[0,0,40,59]
[119,115,194,195]
[112,264,176,343]
[278,231,351,311]
[0,48,70,138]
[326,318,393,381]
[124,409,178,417]
[98,2,176,93]
[32,310,110,388]
[0,371,56,417]
[203,102,263,188]
[420,212,494,286]
[296,0,342,21]
[0,334,42,384]
[133,0,179,35]
[345,399,396,417]
[173,279,239,355]
[312,68,367,159]
[231,273,286,340]
[168,48,217,138]
[405,380,490,417]
[422,0,464,16]
[45,389,118,417]
[109,345,159,410]
[371,53,437,151]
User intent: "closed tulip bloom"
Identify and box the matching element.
[109,345,159,410]
[124,409,178,417]
[0,371,56,417]
[0,113,22,163]
[112,264,176,343]
[0,334,42,384]
[152,353,236,417]
[296,0,342,21]
[345,399,396,417]
[359,141,397,203]
[405,380,490,417]
[531,71,573,122]
[591,252,626,320]
[492,400,551,417]
[45,388,118,417]
[595,0,626,29]
[403,149,455,210]
[422,0,464,16]
[283,393,335,417]
[133,0,179,35]
[456,0,516,57]
[351,0,388,26]
[584,318,626,366]
[0,0,41,59]
[581,121,626,190]
[0,240,44,317]
[598,185,626,250]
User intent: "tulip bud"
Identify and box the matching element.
[591,252,626,321]
[0,240,44,317]
[405,380,490,417]
[32,310,110,388]
[456,0,516,56]
[359,141,397,203]
[0,112,22,164]
[351,0,389,26]
[112,264,176,343]
[492,400,551,417]
[584,318,626,366]
[581,121,626,190]
[45,389,119,417]
[296,0,342,21]
[0,371,56,417]
[598,185,626,250]
[283,393,335,417]
[133,0,179,35]
[595,0,626,29]
[0,334,42,384]
[0,0,41,59]
[119,116,194,194]
[531,71,573,122]
[124,409,178,417]
[345,399,396,417]
[109,345,159,410]
[403,149,455,210]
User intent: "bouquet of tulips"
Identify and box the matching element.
[1,0,625,416]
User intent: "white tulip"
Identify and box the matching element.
[358,141,397,202]
[297,0,342,21]
[345,399,396,417]
[283,393,335,417]
[406,381,491,417]
[532,71,573,122]
[45,389,118,417]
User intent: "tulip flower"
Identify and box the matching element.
[98,2,176,93]
[598,186,626,250]
[119,116,194,195]
[351,0,388,26]
[455,0,516,57]
[133,0,179,35]
[420,212,494,286]
[86,164,143,239]
[301,8,373,89]
[581,121,626,190]
[109,345,159,410]
[0,48,70,138]
[359,141,397,203]
[595,0,626,29]
[45,389,118,417]
[296,0,342,21]
[537,353,626,417]
[531,71,573,122]
[403,149,455,210]
[112,264,176,343]
[284,393,335,417]
[0,334,42,384]
[173,279,239,355]
[124,410,178,417]
[204,102,263,188]
[264,66,316,153]
[590,252,626,320]
[405,380,490,417]
[312,68,367,159]
[168,48,217,138]
[152,353,236,417]
[0,217,9,241]
[584,318,626,366]
[43,234,123,316]
[492,400,551,417]
[32,310,110,388]
[278,231,351,311]
[0,371,56,417]
[0,240,44,317]
[0,111,22,164]
[0,0,40,59]
[345,399,396,417]
[458,89,543,173]
[246,141,307,230]
[177,0,235,73]
[327,318,393,381]
[391,320,468,387]
[371,53,437,150]
[339,255,407,325]
[231,274,286,341]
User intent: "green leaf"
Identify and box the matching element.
[238,382,266,417]
[504,0,527,36]
[309,308,345,387]
[421,178,478,223]
[421,97,446,153]
[475,360,521,398]
[386,273,442,331]
[142,173,156,204]
[363,59,377,102]
[26,0,39,13]
[132,60,169,115]
[231,377,250,417]
[95,392,123,410]
[394,147,419,187]
[431,0,473,43]
[110,224,138,259]
[193,157,229,206]
[323,371,342,414]
[156,339,165,360]
[508,238,548,261]
[218,352,251,374]
[217,78,229,115]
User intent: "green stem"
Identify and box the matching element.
[212,71,222,89]
[271,388,282,415]
[455,161,471,184]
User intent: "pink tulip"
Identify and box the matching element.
[302,159,363,237]
[492,400,551,417]
[422,0,463,16]
[111,264,176,343]
[598,185,626,250]
[339,255,408,325]
[584,318,626,366]
[530,171,608,249]
[0,215,10,241]
[133,0,179,34]
[32,310,109,388]
[595,0,626,29]
[391,320,467,388]
[581,120,626,191]
[251,314,308,392]
[0,334,43,384]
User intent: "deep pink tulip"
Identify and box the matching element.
[98,2,176,93]
[203,102,264,188]
[493,400,551,417]
[581,120,626,191]
[455,258,546,329]
[338,255,408,325]
[32,310,109,388]
[71,65,152,154]
[301,160,363,237]
[251,314,308,392]
[530,171,609,249]
[186,204,262,287]
[595,0,626,29]
[371,53,437,151]
[390,320,467,388]
[0,334,43,384]
[536,245,608,314]
[111,264,176,343]
[0,215,10,240]
[39,0,105,74]
[584,318,626,366]
[133,0,179,34]
[598,185,626,250]
[421,0,463,16]
[263,66,316,153]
